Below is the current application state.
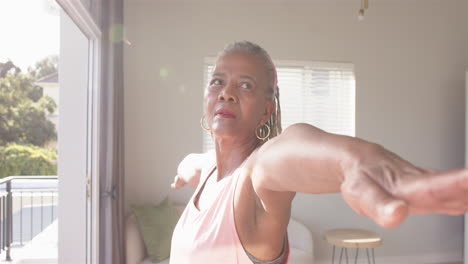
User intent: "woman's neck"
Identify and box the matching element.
[214,137,259,181]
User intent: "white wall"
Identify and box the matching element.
[124,0,468,262]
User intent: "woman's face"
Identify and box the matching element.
[204,52,274,144]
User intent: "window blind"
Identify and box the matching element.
[202,59,355,152]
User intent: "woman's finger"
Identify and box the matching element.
[171,175,186,190]
[342,176,409,228]
[410,201,468,215]
[401,168,468,210]
[170,175,178,189]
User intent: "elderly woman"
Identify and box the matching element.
[170,41,468,264]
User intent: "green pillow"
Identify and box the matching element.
[131,197,180,262]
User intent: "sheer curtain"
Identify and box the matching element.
[99,0,125,263]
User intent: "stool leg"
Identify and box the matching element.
[339,248,344,264]
[345,248,349,264]
[372,248,375,264]
[332,246,335,264]
[354,248,359,264]
[366,248,371,264]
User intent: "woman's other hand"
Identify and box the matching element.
[340,143,468,228]
[171,151,214,189]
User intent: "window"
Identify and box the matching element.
[203,58,355,152]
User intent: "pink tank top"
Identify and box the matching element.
[170,164,290,264]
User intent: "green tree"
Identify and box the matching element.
[0,143,57,178]
[0,60,57,146]
[28,55,59,80]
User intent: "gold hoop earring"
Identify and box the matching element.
[200,116,210,131]
[255,123,270,141]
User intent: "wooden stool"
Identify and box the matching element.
[324,228,382,264]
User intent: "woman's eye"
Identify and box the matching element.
[211,79,222,86]
[240,83,251,89]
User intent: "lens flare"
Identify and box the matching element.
[160,68,169,79]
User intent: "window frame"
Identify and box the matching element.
[55,1,101,263]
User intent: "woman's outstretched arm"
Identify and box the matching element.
[249,123,468,228]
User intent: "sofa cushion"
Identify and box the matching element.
[289,248,314,263]
[287,218,314,254]
[126,213,147,264]
[140,256,170,264]
[131,197,180,263]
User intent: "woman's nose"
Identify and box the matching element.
[218,83,237,103]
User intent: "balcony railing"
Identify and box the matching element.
[0,176,58,261]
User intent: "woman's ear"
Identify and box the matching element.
[261,99,275,124]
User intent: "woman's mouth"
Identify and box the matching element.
[215,109,236,119]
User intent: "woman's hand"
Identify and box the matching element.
[340,143,468,228]
[171,151,214,189]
